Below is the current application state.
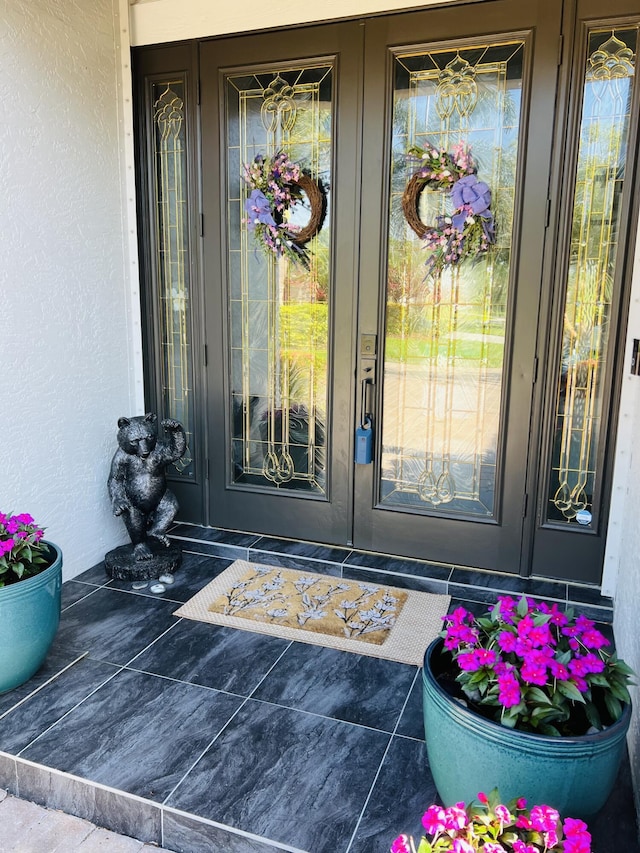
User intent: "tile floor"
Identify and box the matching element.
[0,526,636,853]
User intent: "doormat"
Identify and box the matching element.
[174,560,450,666]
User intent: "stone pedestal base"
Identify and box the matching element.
[104,540,182,581]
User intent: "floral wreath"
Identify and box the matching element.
[402,141,496,276]
[243,152,326,269]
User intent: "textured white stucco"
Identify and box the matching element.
[0,0,143,579]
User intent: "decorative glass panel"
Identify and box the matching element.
[152,80,194,477]
[380,40,525,516]
[547,26,638,527]
[226,65,332,493]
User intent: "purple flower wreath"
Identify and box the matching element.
[243,152,312,269]
[405,141,496,276]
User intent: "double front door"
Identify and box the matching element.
[135,0,640,583]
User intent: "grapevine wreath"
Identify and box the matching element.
[402,141,496,276]
[243,151,326,269]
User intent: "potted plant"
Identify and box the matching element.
[0,512,62,694]
[391,790,593,852]
[422,596,634,817]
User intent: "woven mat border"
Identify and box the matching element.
[174,560,450,666]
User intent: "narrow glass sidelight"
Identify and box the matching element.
[151,80,195,477]
[225,65,332,494]
[546,26,638,528]
[380,39,525,517]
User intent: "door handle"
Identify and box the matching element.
[355,334,377,464]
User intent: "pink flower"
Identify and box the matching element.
[477,791,488,804]
[458,651,482,672]
[483,844,507,853]
[516,798,527,809]
[549,660,570,680]
[497,670,521,708]
[494,804,512,823]
[512,841,539,853]
[529,804,560,833]
[563,817,592,853]
[444,804,468,832]
[581,628,609,650]
[0,538,16,557]
[422,805,445,836]
[452,840,474,853]
[498,631,517,653]
[390,834,413,853]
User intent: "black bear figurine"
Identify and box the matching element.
[107,413,186,564]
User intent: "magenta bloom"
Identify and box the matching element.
[457,650,482,672]
[452,839,474,853]
[421,805,446,835]
[529,804,560,833]
[390,834,413,853]
[549,659,570,680]
[0,538,16,557]
[443,804,468,832]
[497,670,521,708]
[563,817,592,853]
[498,631,517,653]
[581,628,609,649]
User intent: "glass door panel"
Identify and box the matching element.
[225,65,332,494]
[381,40,525,518]
[546,25,638,528]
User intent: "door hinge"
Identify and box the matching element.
[206,458,210,479]
[522,493,529,517]
[544,197,551,229]
[203,343,208,366]
[533,356,539,384]
[557,34,564,66]
[199,213,204,236]
[196,77,201,105]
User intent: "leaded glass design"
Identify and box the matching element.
[152,81,194,476]
[380,41,525,516]
[226,65,332,493]
[547,27,638,527]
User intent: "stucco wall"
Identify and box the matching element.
[610,228,640,833]
[0,0,143,579]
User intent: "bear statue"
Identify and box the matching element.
[105,413,186,580]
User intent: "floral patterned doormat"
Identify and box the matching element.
[174,561,451,665]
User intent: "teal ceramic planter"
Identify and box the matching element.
[423,638,631,817]
[0,542,62,694]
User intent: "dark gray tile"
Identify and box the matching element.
[251,536,351,565]
[0,646,89,718]
[446,584,501,607]
[0,659,119,754]
[181,542,251,561]
[345,552,451,582]
[342,565,448,596]
[129,619,289,695]
[395,673,425,741]
[569,603,613,623]
[447,597,491,618]
[348,736,438,853]
[566,582,613,608]
[20,668,243,802]
[53,587,180,665]
[171,525,260,548]
[248,549,342,576]
[72,562,112,585]
[162,810,292,853]
[252,643,416,731]
[107,552,234,604]
[62,580,101,610]
[167,700,390,853]
[589,751,640,853]
[449,568,566,602]
[14,761,162,844]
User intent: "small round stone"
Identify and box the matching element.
[149,583,166,594]
[132,581,148,590]
[158,573,175,585]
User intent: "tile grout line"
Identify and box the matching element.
[343,668,423,853]
[0,653,89,722]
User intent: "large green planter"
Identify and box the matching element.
[0,542,62,694]
[423,637,631,817]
